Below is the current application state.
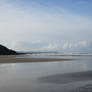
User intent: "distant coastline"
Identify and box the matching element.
[0,44,26,55]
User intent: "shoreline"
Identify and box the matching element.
[48,54,92,56]
[0,56,75,63]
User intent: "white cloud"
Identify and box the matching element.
[62,42,72,49]
[10,41,58,51]
[79,41,88,47]
[10,40,92,53]
[62,41,89,50]
[41,43,58,51]
[11,41,18,50]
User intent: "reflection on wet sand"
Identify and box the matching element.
[0,56,92,92]
[75,84,92,92]
[39,71,92,84]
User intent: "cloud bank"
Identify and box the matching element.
[10,40,92,53]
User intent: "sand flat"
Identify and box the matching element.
[39,71,92,84]
[0,56,75,63]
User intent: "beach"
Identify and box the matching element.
[0,55,76,63]
[0,53,92,63]
[0,55,92,92]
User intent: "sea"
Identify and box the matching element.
[0,53,92,92]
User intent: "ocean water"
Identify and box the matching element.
[0,54,92,92]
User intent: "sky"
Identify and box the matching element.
[0,0,92,52]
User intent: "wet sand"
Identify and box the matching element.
[0,56,92,92]
[0,56,75,63]
[39,71,92,84]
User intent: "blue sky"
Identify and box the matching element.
[0,0,92,52]
[4,0,92,17]
[10,0,92,16]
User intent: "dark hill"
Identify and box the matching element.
[0,44,17,55]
